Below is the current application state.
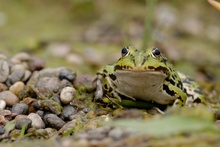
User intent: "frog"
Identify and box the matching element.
[93,46,205,108]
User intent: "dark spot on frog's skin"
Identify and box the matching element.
[149,66,169,75]
[177,96,184,102]
[104,84,108,90]
[163,84,175,96]
[114,65,122,70]
[109,74,117,81]
[165,78,175,85]
[161,58,167,64]
[103,69,108,73]
[171,74,178,79]
[177,81,183,90]
[193,98,201,103]
[141,57,147,65]
[194,89,203,95]
[109,87,113,92]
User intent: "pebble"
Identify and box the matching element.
[0,100,6,110]
[7,69,25,85]
[15,115,27,121]
[0,115,7,125]
[22,70,32,82]
[59,69,76,82]
[15,118,32,130]
[27,113,45,129]
[60,87,76,105]
[0,91,19,106]
[49,42,71,57]
[44,114,65,130]
[9,81,25,96]
[28,57,45,72]
[36,110,44,118]
[59,121,76,134]
[11,63,28,72]
[108,128,125,140]
[62,105,76,120]
[0,83,8,92]
[38,100,63,115]
[12,103,29,115]
[66,53,84,65]
[10,52,30,64]
[0,58,9,83]
[0,125,5,135]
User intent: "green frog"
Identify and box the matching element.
[93,46,205,108]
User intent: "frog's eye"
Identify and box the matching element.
[121,46,129,57]
[152,47,161,58]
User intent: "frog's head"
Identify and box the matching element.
[114,46,172,76]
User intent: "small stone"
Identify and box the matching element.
[7,69,25,85]
[0,91,19,106]
[59,121,76,135]
[9,81,25,96]
[49,42,71,57]
[74,74,93,90]
[44,114,65,130]
[15,118,32,130]
[60,87,76,105]
[108,128,125,140]
[86,110,96,119]
[0,115,7,125]
[0,83,8,92]
[62,105,76,120]
[28,57,45,72]
[0,100,6,110]
[21,97,37,113]
[11,64,28,72]
[38,100,63,115]
[87,127,110,140]
[27,113,45,129]
[59,69,76,83]
[0,58,9,83]
[10,52,30,64]
[15,115,27,121]
[0,125,5,135]
[0,109,11,116]
[35,129,48,136]
[82,107,90,113]
[12,103,29,115]
[66,53,84,65]
[22,70,32,82]
[36,110,44,118]
[45,128,57,137]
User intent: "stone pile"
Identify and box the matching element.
[0,52,93,139]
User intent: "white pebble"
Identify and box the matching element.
[27,113,45,129]
[0,100,6,110]
[60,87,76,105]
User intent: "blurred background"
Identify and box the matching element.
[0,0,220,81]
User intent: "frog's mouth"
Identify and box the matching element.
[114,70,175,105]
[114,65,169,75]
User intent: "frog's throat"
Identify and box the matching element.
[114,70,175,104]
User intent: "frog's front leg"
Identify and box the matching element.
[94,65,122,102]
[165,83,187,106]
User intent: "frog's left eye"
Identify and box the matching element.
[121,46,129,57]
[152,47,161,58]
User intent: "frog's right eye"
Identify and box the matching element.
[121,46,129,57]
